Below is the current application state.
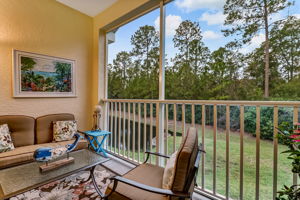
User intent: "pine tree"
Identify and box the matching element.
[130,25,159,76]
[270,16,300,81]
[223,0,293,98]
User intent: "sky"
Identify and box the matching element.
[108,0,300,65]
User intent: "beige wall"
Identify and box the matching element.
[0,0,151,130]
[0,0,93,130]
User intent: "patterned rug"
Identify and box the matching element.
[10,165,115,200]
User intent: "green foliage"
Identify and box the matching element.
[55,62,72,92]
[276,125,300,199]
[223,0,292,45]
[277,185,300,200]
[108,2,300,142]
[270,16,300,81]
[21,57,36,71]
[223,0,294,97]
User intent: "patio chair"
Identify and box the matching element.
[93,127,204,200]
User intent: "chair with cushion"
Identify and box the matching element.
[93,127,203,200]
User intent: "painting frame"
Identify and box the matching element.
[12,49,76,98]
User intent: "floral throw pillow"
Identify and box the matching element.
[0,124,15,153]
[53,120,77,142]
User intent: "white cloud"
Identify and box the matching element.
[199,11,226,25]
[175,0,225,12]
[269,13,284,24]
[293,14,300,19]
[240,33,265,54]
[155,14,182,37]
[202,30,222,40]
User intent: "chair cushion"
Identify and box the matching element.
[162,151,177,189]
[0,115,35,147]
[106,163,167,200]
[53,120,77,142]
[0,139,87,169]
[0,124,15,152]
[36,113,75,144]
[171,127,198,192]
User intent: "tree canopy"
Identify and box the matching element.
[108,2,299,101]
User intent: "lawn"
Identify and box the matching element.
[108,126,293,200]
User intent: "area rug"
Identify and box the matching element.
[10,165,115,200]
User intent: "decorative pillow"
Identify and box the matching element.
[53,120,77,142]
[0,124,15,153]
[162,151,177,189]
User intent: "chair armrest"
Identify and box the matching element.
[144,151,170,163]
[110,176,190,198]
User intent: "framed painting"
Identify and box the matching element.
[12,50,76,97]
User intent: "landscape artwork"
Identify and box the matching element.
[13,50,76,97]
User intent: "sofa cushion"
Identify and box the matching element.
[53,120,77,142]
[106,163,167,200]
[171,127,198,192]
[0,124,15,152]
[0,115,35,147]
[0,139,87,169]
[36,113,75,144]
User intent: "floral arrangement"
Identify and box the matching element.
[277,123,300,200]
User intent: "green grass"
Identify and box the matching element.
[108,127,293,200]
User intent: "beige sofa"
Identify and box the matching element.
[0,113,87,169]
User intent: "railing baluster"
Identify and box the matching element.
[293,106,298,186]
[182,104,186,139]
[240,105,244,200]
[144,103,147,161]
[127,103,131,159]
[133,103,136,161]
[138,103,141,163]
[255,106,261,200]
[165,104,169,157]
[114,102,117,154]
[173,104,177,152]
[202,104,205,189]
[192,104,195,127]
[105,102,109,150]
[213,104,217,194]
[109,102,113,151]
[123,102,126,156]
[118,102,121,155]
[156,102,160,165]
[150,103,153,163]
[226,105,230,199]
[273,106,278,200]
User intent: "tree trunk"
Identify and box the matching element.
[263,0,270,98]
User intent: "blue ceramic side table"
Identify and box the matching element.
[82,130,111,157]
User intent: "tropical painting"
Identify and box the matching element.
[13,50,76,97]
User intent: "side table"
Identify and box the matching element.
[81,130,111,157]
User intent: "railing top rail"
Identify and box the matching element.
[101,99,300,106]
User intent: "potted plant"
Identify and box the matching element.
[277,123,300,200]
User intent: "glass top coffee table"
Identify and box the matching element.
[0,149,109,199]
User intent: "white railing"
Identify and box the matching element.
[102,99,300,200]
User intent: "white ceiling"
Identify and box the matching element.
[56,0,118,17]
